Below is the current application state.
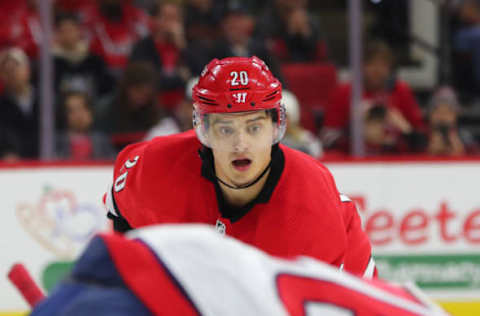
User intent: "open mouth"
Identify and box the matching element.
[232,159,252,171]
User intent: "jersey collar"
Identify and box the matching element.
[199,144,285,223]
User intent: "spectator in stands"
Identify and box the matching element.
[322,40,425,154]
[85,0,150,74]
[55,0,94,12]
[426,86,477,156]
[210,2,284,82]
[255,0,327,62]
[98,62,166,149]
[280,90,323,158]
[362,103,417,155]
[173,76,196,132]
[184,0,224,44]
[0,2,26,53]
[144,76,198,140]
[0,126,21,162]
[0,47,39,159]
[451,0,480,97]
[129,1,208,108]
[132,0,156,12]
[53,12,114,104]
[55,91,115,160]
[0,0,41,59]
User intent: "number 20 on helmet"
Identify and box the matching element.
[192,56,286,147]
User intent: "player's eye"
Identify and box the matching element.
[219,126,234,136]
[247,124,262,135]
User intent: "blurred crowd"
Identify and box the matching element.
[0,0,479,162]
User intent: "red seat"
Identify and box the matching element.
[282,63,337,132]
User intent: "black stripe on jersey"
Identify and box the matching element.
[200,144,285,223]
[107,186,133,233]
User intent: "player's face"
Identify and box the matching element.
[56,20,81,49]
[66,95,93,132]
[208,111,274,187]
[430,103,457,126]
[364,56,391,91]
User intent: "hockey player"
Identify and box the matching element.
[105,56,375,277]
[30,224,448,316]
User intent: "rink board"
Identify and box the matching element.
[1,160,479,315]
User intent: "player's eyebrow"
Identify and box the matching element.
[212,112,267,125]
[212,118,233,125]
[246,116,267,124]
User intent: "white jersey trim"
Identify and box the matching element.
[105,184,118,217]
[340,193,351,202]
[403,281,450,316]
[363,256,376,278]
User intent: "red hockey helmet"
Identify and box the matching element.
[192,56,286,146]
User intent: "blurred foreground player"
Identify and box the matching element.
[104,56,375,277]
[31,224,448,316]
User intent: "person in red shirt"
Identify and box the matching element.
[129,2,193,110]
[0,0,41,59]
[85,0,150,72]
[129,2,210,109]
[322,40,425,154]
[105,56,376,277]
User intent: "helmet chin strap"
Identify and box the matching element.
[216,160,272,190]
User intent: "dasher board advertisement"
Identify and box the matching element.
[327,161,480,301]
[1,161,479,314]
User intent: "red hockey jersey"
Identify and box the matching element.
[105,130,374,276]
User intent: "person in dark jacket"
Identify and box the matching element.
[254,0,328,62]
[53,11,115,102]
[0,47,39,159]
[129,2,209,90]
[0,125,21,162]
[210,2,284,84]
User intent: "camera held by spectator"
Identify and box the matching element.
[426,86,477,156]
